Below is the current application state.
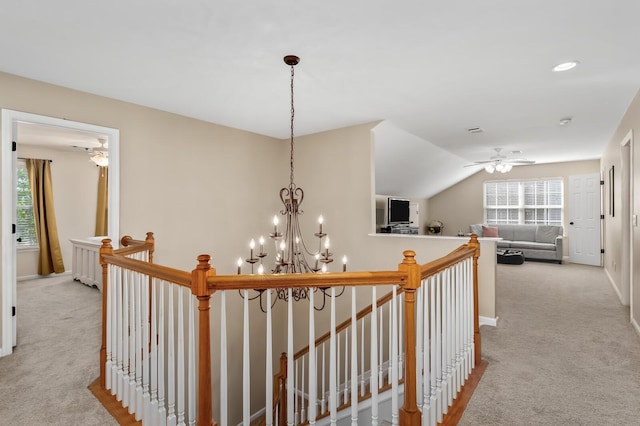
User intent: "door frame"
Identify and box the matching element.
[0,109,120,357]
[620,130,634,314]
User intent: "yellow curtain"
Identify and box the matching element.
[95,166,108,236]
[26,159,65,275]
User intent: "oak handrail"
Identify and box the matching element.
[206,270,407,291]
[101,253,192,287]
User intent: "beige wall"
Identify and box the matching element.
[601,88,640,333]
[16,145,99,278]
[427,159,600,254]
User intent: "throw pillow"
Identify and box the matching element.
[482,225,499,237]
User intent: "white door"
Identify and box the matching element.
[568,173,601,266]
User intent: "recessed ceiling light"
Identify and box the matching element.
[559,117,572,126]
[511,150,522,155]
[553,61,579,72]
[466,127,484,133]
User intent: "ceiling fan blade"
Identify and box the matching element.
[504,159,536,164]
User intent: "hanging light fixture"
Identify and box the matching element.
[239,55,346,311]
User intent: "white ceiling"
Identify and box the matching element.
[1,1,639,197]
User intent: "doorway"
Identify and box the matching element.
[0,110,120,357]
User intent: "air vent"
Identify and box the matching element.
[466,127,484,133]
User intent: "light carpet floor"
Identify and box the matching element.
[2,263,639,425]
[460,261,640,425]
[0,275,117,425]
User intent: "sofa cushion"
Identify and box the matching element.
[497,240,511,249]
[497,226,514,241]
[511,226,536,242]
[482,225,499,237]
[469,224,483,236]
[510,241,556,251]
[536,225,563,243]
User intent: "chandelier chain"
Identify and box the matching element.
[289,63,295,189]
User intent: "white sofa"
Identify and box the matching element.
[470,224,564,263]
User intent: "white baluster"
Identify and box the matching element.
[287,289,294,426]
[220,291,228,426]
[150,279,159,425]
[294,358,299,425]
[167,286,176,426]
[188,293,196,425]
[308,291,316,424]
[416,285,423,411]
[176,288,185,426]
[370,287,378,426]
[422,278,432,426]
[445,268,453,413]
[388,297,393,386]
[265,290,273,426]
[141,276,151,422]
[135,273,143,420]
[116,266,125,401]
[343,328,349,406]
[360,319,365,397]
[110,266,119,394]
[329,287,337,425]
[350,287,358,426]
[391,285,399,426]
[379,305,384,387]
[398,292,404,380]
[158,282,167,426]
[336,329,340,407]
[455,263,462,394]
[243,290,250,425]
[122,270,136,414]
[105,264,112,391]
[128,271,136,413]
[321,342,326,414]
[435,273,443,424]
[301,356,306,423]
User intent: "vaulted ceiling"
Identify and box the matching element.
[1,1,639,197]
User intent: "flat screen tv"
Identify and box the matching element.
[388,198,410,224]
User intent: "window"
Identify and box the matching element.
[17,162,38,247]
[484,179,563,226]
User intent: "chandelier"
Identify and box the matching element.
[238,55,346,311]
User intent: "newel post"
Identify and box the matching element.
[99,238,114,388]
[398,250,422,425]
[467,234,482,365]
[145,231,155,263]
[192,254,217,426]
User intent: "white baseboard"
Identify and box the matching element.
[632,316,640,337]
[17,271,71,282]
[479,316,498,327]
[603,267,625,305]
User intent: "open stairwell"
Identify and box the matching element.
[93,232,485,425]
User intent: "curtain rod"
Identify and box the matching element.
[18,157,53,162]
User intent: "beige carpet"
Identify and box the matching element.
[3,263,639,425]
[460,261,640,425]
[0,275,116,425]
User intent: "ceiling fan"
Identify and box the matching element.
[466,148,535,173]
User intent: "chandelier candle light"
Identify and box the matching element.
[237,55,346,310]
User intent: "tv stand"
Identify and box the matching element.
[380,224,418,235]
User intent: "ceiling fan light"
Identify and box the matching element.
[502,164,512,173]
[485,164,495,173]
[90,153,109,167]
[495,163,505,172]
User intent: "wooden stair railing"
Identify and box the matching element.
[96,232,483,426]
